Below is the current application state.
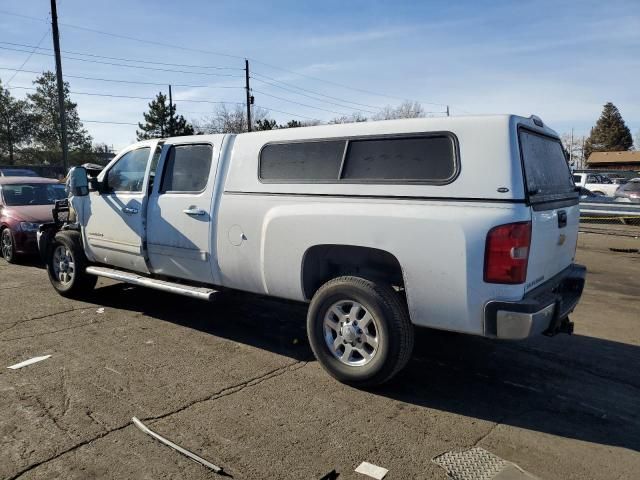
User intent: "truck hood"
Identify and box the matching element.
[3,205,55,223]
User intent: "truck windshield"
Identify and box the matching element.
[2,183,66,206]
[519,129,575,199]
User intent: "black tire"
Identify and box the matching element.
[307,276,414,387]
[1,227,20,264]
[46,230,97,298]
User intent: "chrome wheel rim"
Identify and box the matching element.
[323,300,379,366]
[1,230,12,260]
[52,245,75,285]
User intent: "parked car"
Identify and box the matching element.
[573,172,619,197]
[0,168,39,177]
[614,179,640,201]
[0,177,67,263]
[39,114,586,386]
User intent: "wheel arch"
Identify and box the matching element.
[301,244,406,301]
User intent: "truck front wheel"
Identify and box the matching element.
[46,231,97,298]
[307,276,414,387]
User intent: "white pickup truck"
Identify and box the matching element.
[40,115,586,386]
[572,172,619,197]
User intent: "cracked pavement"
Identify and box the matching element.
[1,233,639,479]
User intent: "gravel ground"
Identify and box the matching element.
[0,232,638,479]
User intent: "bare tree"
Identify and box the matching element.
[561,132,587,169]
[195,104,270,134]
[329,112,368,124]
[373,101,426,121]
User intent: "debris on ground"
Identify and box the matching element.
[355,461,388,479]
[7,355,52,370]
[319,469,339,480]
[96,307,105,314]
[131,416,226,475]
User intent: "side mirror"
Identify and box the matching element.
[68,166,89,197]
[88,177,101,192]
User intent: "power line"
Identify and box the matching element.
[0,45,244,77]
[252,60,448,107]
[253,105,316,120]
[251,72,382,110]
[8,85,247,106]
[250,76,377,114]
[0,40,243,70]
[5,30,50,86]
[0,66,244,89]
[0,9,450,108]
[0,10,246,61]
[252,89,354,116]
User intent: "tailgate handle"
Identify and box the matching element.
[558,210,567,228]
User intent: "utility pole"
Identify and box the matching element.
[50,0,68,172]
[569,128,574,166]
[168,84,174,136]
[245,59,252,132]
[446,105,450,117]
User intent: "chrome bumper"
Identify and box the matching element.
[485,264,586,340]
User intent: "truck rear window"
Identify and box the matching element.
[519,129,575,198]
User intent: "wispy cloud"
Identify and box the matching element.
[304,26,418,47]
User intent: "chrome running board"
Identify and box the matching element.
[85,266,218,301]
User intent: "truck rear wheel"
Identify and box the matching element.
[46,230,97,298]
[307,276,414,387]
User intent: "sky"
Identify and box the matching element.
[0,0,638,150]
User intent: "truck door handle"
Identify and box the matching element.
[122,207,138,215]
[183,208,206,216]
[558,210,567,228]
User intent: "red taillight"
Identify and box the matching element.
[484,221,531,284]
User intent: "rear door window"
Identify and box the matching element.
[519,129,575,199]
[160,144,213,193]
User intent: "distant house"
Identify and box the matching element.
[586,151,640,171]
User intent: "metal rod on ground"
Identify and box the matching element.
[245,59,252,132]
[131,417,224,474]
[50,0,69,172]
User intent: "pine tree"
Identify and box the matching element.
[137,92,194,140]
[0,80,33,164]
[27,71,92,156]
[584,102,633,159]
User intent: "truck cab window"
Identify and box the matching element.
[160,144,213,193]
[106,147,150,193]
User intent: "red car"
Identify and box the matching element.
[0,176,67,263]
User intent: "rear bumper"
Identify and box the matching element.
[484,264,586,339]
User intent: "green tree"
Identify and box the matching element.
[584,102,633,160]
[255,118,278,131]
[0,80,33,164]
[137,92,194,140]
[27,71,92,159]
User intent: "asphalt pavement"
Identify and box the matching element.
[1,232,638,479]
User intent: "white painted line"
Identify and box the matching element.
[8,355,52,370]
[355,461,388,479]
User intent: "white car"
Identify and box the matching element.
[39,114,586,386]
[573,172,619,197]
